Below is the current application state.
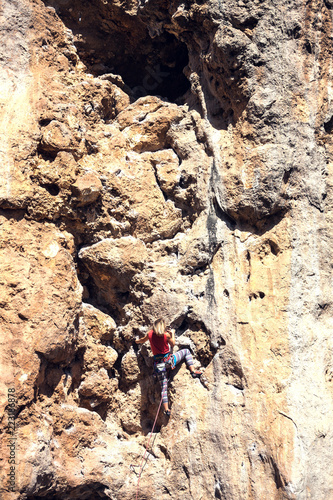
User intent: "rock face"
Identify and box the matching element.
[0,0,332,499]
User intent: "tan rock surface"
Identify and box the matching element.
[0,0,333,499]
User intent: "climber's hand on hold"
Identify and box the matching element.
[166,328,175,348]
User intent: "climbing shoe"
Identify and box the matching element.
[191,370,202,379]
[164,409,171,417]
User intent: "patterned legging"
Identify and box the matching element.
[157,349,194,405]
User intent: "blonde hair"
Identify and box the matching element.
[153,318,166,336]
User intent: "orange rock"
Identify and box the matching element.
[71,172,103,206]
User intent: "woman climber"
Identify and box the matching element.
[135,318,202,417]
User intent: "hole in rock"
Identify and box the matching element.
[286,24,301,39]
[179,171,194,189]
[249,291,265,301]
[214,475,225,499]
[39,118,52,127]
[37,146,58,162]
[215,486,223,499]
[324,115,333,134]
[41,183,60,196]
[237,16,259,31]
[282,169,293,184]
[318,303,329,313]
[43,0,191,103]
[304,40,312,54]
[268,239,280,256]
[292,25,302,39]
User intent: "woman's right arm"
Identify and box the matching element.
[135,334,149,344]
[166,329,175,348]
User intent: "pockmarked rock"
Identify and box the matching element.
[121,349,141,384]
[71,172,103,206]
[80,303,116,342]
[1,0,333,499]
[0,216,82,411]
[79,236,148,292]
[40,120,78,154]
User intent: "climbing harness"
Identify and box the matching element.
[153,352,175,377]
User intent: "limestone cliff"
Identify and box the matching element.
[0,0,332,499]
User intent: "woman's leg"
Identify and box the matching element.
[172,349,202,377]
[157,371,169,412]
[173,348,194,368]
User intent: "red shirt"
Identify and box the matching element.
[148,330,169,355]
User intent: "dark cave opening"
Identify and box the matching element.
[119,37,190,103]
[43,0,191,103]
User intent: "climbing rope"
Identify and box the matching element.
[131,394,164,500]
